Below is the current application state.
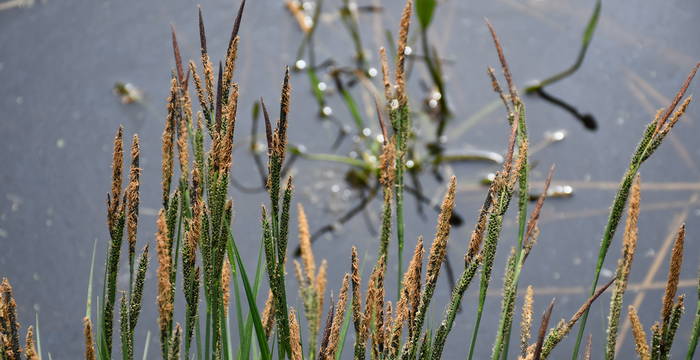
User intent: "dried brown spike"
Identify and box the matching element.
[628,306,650,360]
[395,0,413,105]
[84,317,96,360]
[223,36,240,88]
[108,126,124,226]
[24,326,38,360]
[379,47,392,101]
[156,210,173,334]
[317,260,328,323]
[297,204,315,282]
[520,285,534,358]
[466,188,492,264]
[351,247,363,333]
[661,223,685,328]
[261,290,275,338]
[502,112,520,178]
[655,62,699,134]
[215,62,224,133]
[485,19,519,105]
[126,134,141,262]
[289,308,303,360]
[162,79,177,206]
[426,177,457,281]
[221,258,232,315]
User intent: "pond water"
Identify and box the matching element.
[0,0,699,358]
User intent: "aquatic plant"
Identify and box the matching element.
[1,1,699,360]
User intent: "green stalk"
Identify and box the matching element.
[687,269,700,360]
[430,258,481,359]
[524,0,601,93]
[393,104,409,300]
[570,120,659,358]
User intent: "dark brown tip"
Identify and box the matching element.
[229,0,246,51]
[198,6,207,55]
[260,97,273,151]
[656,62,699,133]
[170,24,185,87]
[533,298,556,360]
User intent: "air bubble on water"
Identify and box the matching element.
[439,135,447,144]
[362,128,371,137]
[486,173,496,182]
[304,16,314,28]
[376,134,385,143]
[404,46,412,56]
[545,129,566,142]
[56,138,66,148]
[406,160,415,168]
[368,67,378,77]
[601,268,613,278]
[302,1,314,11]
[295,59,307,70]
[296,144,307,153]
[331,184,341,193]
[431,91,442,100]
[428,99,438,109]
[390,99,399,110]
[322,106,333,116]
[317,82,327,91]
[348,1,358,12]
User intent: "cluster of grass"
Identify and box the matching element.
[1,1,700,359]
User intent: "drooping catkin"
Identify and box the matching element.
[661,223,685,330]
[176,102,189,177]
[169,323,181,360]
[289,308,303,360]
[521,285,534,358]
[84,317,96,360]
[402,177,456,358]
[317,260,328,324]
[162,78,176,207]
[156,210,173,351]
[298,204,315,281]
[221,258,232,315]
[222,35,240,88]
[325,274,350,359]
[379,47,392,101]
[108,126,124,228]
[126,134,140,265]
[23,326,37,360]
[1,278,20,359]
[583,334,593,360]
[262,290,275,338]
[605,174,641,359]
[395,0,412,105]
[628,306,650,360]
[351,247,363,337]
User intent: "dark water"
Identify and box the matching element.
[1,0,699,358]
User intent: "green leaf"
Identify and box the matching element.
[229,232,271,360]
[416,0,437,29]
[582,0,602,47]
